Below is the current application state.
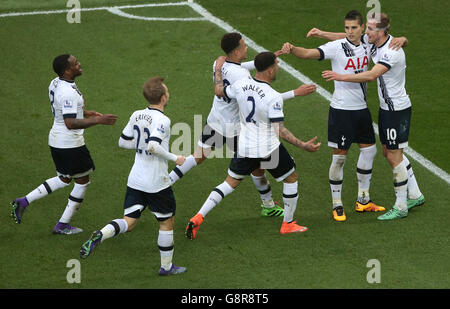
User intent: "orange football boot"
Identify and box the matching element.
[185,213,204,240]
[355,200,385,212]
[280,221,308,234]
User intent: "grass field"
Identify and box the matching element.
[1,0,449,292]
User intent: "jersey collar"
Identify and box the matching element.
[346,37,360,47]
[252,77,270,86]
[59,77,75,83]
[147,107,165,114]
[225,60,241,66]
[378,35,392,49]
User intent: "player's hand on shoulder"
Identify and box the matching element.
[215,56,226,71]
[306,28,323,38]
[302,136,321,152]
[294,84,316,96]
[175,155,186,166]
[389,37,407,51]
[98,113,118,125]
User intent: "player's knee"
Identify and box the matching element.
[59,176,72,184]
[284,171,298,183]
[124,216,138,232]
[251,168,265,177]
[159,216,174,231]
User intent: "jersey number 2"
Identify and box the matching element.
[245,96,256,124]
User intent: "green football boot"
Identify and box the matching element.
[261,201,284,217]
[377,207,408,221]
[407,194,425,210]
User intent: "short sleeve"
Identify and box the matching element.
[378,48,400,70]
[317,40,340,61]
[268,95,284,123]
[60,92,78,118]
[224,83,237,100]
[149,117,171,144]
[121,113,135,140]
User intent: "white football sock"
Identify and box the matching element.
[329,155,346,209]
[198,181,234,217]
[402,155,422,199]
[100,219,129,242]
[357,145,376,204]
[393,160,408,211]
[282,181,298,223]
[251,173,274,207]
[169,155,197,184]
[25,176,69,204]
[158,230,174,271]
[59,182,89,223]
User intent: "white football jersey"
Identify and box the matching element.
[224,76,284,158]
[48,77,85,148]
[121,108,172,193]
[318,37,371,110]
[367,35,411,111]
[206,60,252,137]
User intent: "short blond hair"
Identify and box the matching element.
[143,76,166,105]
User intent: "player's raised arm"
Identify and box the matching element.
[213,56,227,97]
[306,28,346,41]
[281,42,321,60]
[322,63,389,83]
[272,121,321,152]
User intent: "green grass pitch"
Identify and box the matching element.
[0,0,449,289]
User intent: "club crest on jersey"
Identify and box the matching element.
[381,53,392,63]
[64,100,73,108]
[157,124,165,134]
[273,102,282,111]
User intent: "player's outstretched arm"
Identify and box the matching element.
[64,113,117,130]
[306,28,346,41]
[273,122,321,152]
[84,110,102,118]
[281,42,321,60]
[241,50,286,71]
[281,84,317,101]
[322,63,389,83]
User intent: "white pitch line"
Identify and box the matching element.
[1,1,448,185]
[0,1,191,18]
[188,1,450,185]
[107,7,206,21]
